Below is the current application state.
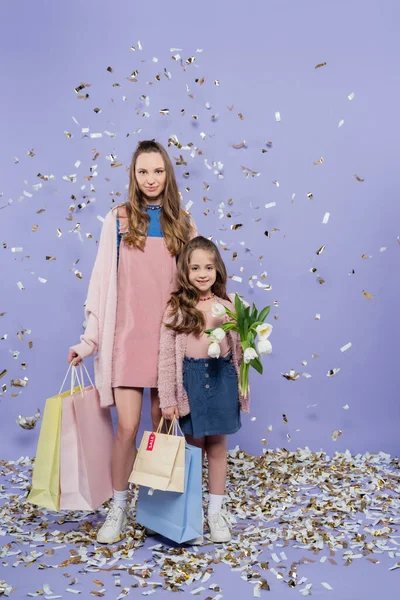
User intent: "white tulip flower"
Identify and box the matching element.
[208,342,221,359]
[210,327,226,343]
[228,292,249,308]
[244,347,258,364]
[211,302,227,318]
[256,323,273,340]
[257,339,272,356]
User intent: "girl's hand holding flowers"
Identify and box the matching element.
[205,295,273,398]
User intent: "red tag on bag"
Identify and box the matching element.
[146,432,156,451]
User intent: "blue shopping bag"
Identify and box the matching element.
[136,443,202,544]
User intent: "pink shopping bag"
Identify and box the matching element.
[59,365,114,511]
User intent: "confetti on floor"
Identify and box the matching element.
[1,448,399,597]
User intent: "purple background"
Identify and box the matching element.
[1,0,399,461]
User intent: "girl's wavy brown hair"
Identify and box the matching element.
[120,140,194,254]
[166,236,229,335]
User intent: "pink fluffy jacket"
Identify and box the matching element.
[158,299,250,416]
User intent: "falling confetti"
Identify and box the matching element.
[362,290,374,300]
[16,409,41,430]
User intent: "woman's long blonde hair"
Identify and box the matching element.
[120,140,194,254]
[166,236,229,335]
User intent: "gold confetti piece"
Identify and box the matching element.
[313,157,324,165]
[29,341,33,349]
[159,108,169,115]
[64,131,72,138]
[232,141,246,149]
[316,245,326,255]
[74,81,92,94]
[354,174,365,182]
[27,149,35,157]
[315,61,327,69]
[282,370,299,381]
[241,165,260,178]
[327,368,340,377]
[282,414,288,424]
[16,409,41,430]
[317,277,325,284]
[231,224,243,230]
[46,256,56,261]
[107,66,113,73]
[362,289,374,300]
[111,162,123,168]
[11,378,28,387]
[315,313,321,320]
[93,580,104,587]
[307,192,313,200]
[340,342,352,352]
[0,369,7,379]
[17,281,25,291]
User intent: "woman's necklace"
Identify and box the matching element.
[146,204,161,210]
[198,293,215,302]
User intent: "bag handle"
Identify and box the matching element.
[58,362,95,396]
[155,416,184,437]
[59,364,75,395]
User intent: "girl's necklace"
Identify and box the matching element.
[198,293,215,302]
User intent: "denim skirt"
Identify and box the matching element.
[179,352,242,439]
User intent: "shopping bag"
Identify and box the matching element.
[59,365,114,511]
[136,443,203,544]
[129,417,185,493]
[27,368,81,511]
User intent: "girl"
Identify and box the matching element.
[158,236,249,543]
[68,140,196,544]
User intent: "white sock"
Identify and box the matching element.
[112,489,129,509]
[208,493,224,516]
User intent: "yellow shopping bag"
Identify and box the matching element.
[27,367,81,511]
[129,418,185,493]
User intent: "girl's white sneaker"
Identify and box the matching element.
[96,505,127,544]
[207,510,232,543]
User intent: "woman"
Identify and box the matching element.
[68,140,196,544]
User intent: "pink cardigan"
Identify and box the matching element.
[71,209,118,407]
[71,207,197,408]
[158,298,249,416]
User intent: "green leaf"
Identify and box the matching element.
[250,356,263,374]
[251,303,258,321]
[235,294,245,340]
[221,322,238,331]
[258,305,271,322]
[224,306,237,320]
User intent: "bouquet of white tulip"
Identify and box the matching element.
[205,294,273,399]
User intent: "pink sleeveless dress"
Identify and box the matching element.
[111,207,177,388]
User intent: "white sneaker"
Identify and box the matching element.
[207,510,232,543]
[96,505,127,544]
